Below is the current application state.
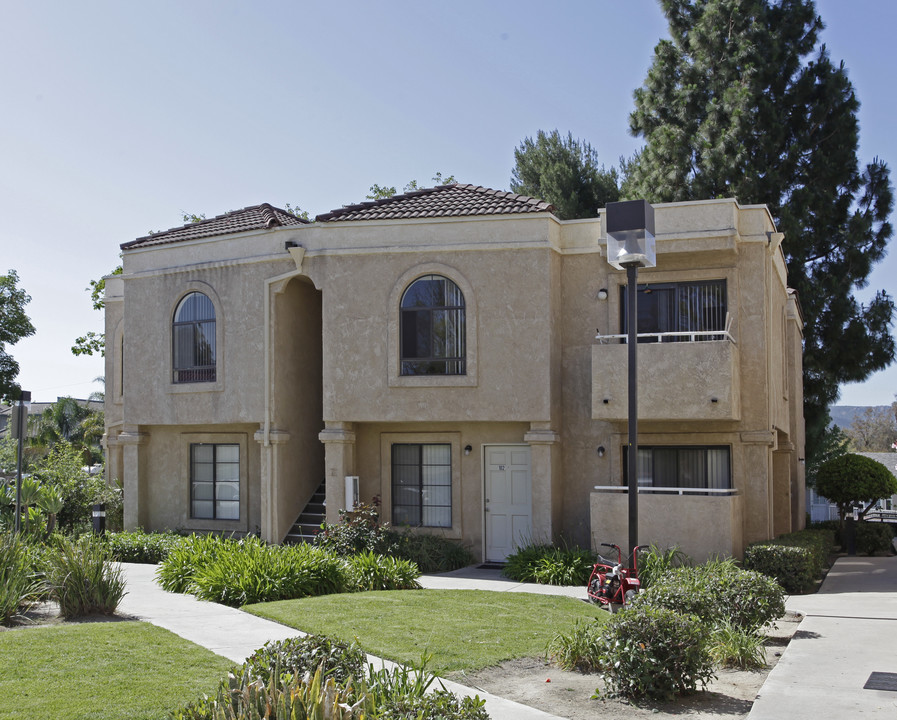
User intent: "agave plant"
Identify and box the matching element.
[37,486,64,535]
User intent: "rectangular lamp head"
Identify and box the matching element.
[605,199,656,269]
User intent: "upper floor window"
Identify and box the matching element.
[173,292,216,383]
[622,280,726,342]
[400,275,466,375]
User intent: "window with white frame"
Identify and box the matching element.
[190,443,239,519]
[173,292,216,383]
[625,446,731,489]
[391,443,452,527]
[400,275,466,375]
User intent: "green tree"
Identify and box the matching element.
[805,423,849,490]
[623,0,895,462]
[28,396,103,466]
[365,172,457,201]
[510,130,620,219]
[815,453,897,523]
[0,270,36,402]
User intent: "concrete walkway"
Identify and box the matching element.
[117,563,566,720]
[748,555,897,719]
[118,558,897,719]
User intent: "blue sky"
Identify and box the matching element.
[2,0,895,407]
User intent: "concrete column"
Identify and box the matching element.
[524,424,561,544]
[254,429,290,543]
[118,428,149,530]
[319,422,356,524]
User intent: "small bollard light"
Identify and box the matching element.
[92,503,106,535]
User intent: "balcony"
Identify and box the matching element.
[592,330,739,422]
[590,486,744,561]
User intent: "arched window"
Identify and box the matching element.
[400,275,466,375]
[173,292,216,383]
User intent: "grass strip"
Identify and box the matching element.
[244,588,606,673]
[0,621,234,720]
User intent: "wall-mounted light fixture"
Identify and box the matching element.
[597,446,606,458]
[597,288,608,300]
[464,445,472,456]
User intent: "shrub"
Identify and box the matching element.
[45,535,126,617]
[314,503,400,557]
[855,520,895,555]
[546,618,605,672]
[243,635,366,686]
[105,529,184,563]
[389,531,475,573]
[156,533,233,593]
[345,550,421,591]
[744,528,835,593]
[502,543,555,582]
[636,544,691,589]
[594,605,714,700]
[0,533,42,625]
[366,655,488,720]
[637,558,784,631]
[504,542,596,585]
[190,539,348,606]
[169,665,368,720]
[708,620,767,670]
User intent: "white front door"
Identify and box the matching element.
[485,445,532,562]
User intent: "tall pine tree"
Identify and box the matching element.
[623,0,894,460]
[511,130,620,219]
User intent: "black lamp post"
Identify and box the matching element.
[13,390,31,535]
[605,200,655,563]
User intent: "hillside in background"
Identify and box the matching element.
[830,405,890,429]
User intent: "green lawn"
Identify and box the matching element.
[244,588,607,673]
[0,621,234,720]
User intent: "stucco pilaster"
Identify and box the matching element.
[319,422,356,523]
[739,430,776,544]
[524,425,561,543]
[254,429,290,543]
[117,429,149,530]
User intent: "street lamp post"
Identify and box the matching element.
[13,390,31,535]
[605,200,655,563]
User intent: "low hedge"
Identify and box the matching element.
[743,528,835,593]
[104,530,184,564]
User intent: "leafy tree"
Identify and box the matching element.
[510,130,620,219]
[815,453,897,523]
[845,406,897,452]
[365,172,457,201]
[72,265,122,357]
[28,396,104,466]
[623,0,895,462]
[805,423,849,489]
[32,441,117,533]
[0,270,36,402]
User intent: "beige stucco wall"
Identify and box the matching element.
[110,198,804,560]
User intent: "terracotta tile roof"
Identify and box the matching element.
[314,183,554,222]
[122,203,309,250]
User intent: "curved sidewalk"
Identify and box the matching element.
[748,555,897,718]
[117,563,565,720]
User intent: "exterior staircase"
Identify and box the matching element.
[283,481,326,544]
